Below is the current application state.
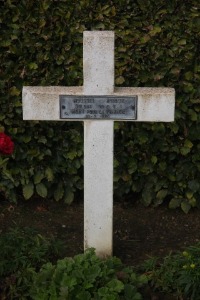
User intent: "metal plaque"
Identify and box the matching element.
[60,95,137,120]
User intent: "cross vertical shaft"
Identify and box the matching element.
[83,31,114,256]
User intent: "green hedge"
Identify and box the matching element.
[0,0,200,212]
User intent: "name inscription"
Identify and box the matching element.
[60,96,137,120]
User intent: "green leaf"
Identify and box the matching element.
[1,40,11,47]
[45,167,54,182]
[168,174,176,182]
[22,135,31,143]
[116,76,125,85]
[42,2,50,10]
[184,139,193,149]
[184,71,193,80]
[64,190,74,204]
[188,180,200,193]
[149,26,161,36]
[136,0,148,10]
[189,110,197,121]
[142,189,154,206]
[128,159,137,174]
[23,183,34,200]
[124,284,142,300]
[66,151,77,160]
[107,279,124,292]
[9,86,21,96]
[2,170,14,182]
[124,284,136,298]
[38,137,47,144]
[28,62,38,70]
[156,189,168,200]
[140,35,151,44]
[36,183,47,198]
[34,171,44,184]
[186,191,193,200]
[54,183,64,201]
[151,156,157,164]
[181,200,191,214]
[180,147,191,156]
[178,39,186,45]
[189,197,196,207]
[76,290,91,300]
[0,157,9,167]
[92,23,105,30]
[138,274,148,285]
[118,47,127,52]
[169,198,182,209]
[98,287,109,297]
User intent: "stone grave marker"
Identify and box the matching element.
[23,31,175,257]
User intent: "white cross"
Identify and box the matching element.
[23,31,175,257]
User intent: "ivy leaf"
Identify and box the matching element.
[184,139,193,149]
[22,135,31,143]
[66,151,77,160]
[28,62,38,70]
[151,156,157,164]
[149,26,161,37]
[178,39,186,45]
[23,182,34,200]
[188,180,200,193]
[9,86,21,96]
[169,198,182,209]
[116,76,125,85]
[180,147,191,156]
[34,171,44,184]
[142,189,154,206]
[92,23,105,30]
[128,159,137,174]
[64,190,74,205]
[36,183,47,198]
[181,200,191,214]
[38,136,47,144]
[156,189,168,200]
[186,191,193,200]
[45,167,54,182]
[184,71,193,80]
[140,35,151,44]
[1,40,11,47]
[54,182,64,201]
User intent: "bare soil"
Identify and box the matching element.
[1,196,200,299]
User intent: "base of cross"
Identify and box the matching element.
[23,31,175,257]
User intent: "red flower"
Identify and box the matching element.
[0,132,14,155]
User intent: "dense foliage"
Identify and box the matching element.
[31,249,146,299]
[0,0,200,211]
[0,227,63,299]
[0,228,146,299]
[142,244,200,299]
[1,227,200,299]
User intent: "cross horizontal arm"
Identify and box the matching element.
[23,86,175,122]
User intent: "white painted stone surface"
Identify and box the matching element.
[84,121,113,256]
[22,86,82,121]
[22,30,175,258]
[83,31,114,256]
[23,86,175,122]
[83,31,114,95]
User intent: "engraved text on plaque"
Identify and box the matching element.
[60,96,137,120]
